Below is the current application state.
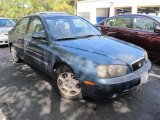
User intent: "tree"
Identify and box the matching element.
[0,0,74,19]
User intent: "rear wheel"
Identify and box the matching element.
[53,65,82,100]
[11,45,21,63]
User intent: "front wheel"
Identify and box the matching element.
[11,45,21,63]
[54,65,82,100]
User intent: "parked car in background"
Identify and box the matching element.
[9,13,151,100]
[96,14,160,59]
[0,17,14,46]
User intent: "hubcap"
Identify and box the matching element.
[57,72,81,96]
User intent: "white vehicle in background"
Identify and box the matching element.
[0,17,14,46]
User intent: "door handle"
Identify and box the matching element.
[130,32,138,35]
[24,38,32,46]
[104,27,110,30]
[25,41,29,45]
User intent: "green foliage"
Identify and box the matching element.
[0,0,74,19]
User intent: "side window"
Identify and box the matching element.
[16,17,29,34]
[27,17,45,36]
[105,19,114,26]
[133,17,158,32]
[106,17,131,28]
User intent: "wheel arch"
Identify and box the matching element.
[53,60,75,74]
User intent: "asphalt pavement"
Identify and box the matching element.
[0,46,160,120]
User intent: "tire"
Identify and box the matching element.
[11,45,21,63]
[53,65,83,100]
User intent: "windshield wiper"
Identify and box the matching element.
[79,34,102,38]
[55,37,79,41]
[55,34,102,41]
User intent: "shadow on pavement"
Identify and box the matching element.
[0,45,9,48]
[150,59,160,75]
[0,52,160,120]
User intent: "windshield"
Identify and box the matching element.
[45,16,101,40]
[0,19,15,27]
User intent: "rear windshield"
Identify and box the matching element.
[0,19,15,27]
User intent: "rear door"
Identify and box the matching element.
[23,17,50,71]
[131,16,160,57]
[12,17,29,58]
[102,16,134,42]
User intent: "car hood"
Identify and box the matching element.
[55,36,145,64]
[0,27,13,34]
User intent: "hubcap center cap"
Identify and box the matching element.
[65,81,73,89]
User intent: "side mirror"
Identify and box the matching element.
[154,26,160,33]
[32,31,47,39]
[95,25,101,31]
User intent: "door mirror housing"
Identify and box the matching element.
[32,31,47,39]
[95,25,102,31]
[154,26,160,33]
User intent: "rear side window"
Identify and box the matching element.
[105,17,131,28]
[133,17,158,32]
[16,17,29,34]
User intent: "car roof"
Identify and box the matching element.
[0,17,10,19]
[25,12,75,18]
[98,14,160,24]
[112,14,159,19]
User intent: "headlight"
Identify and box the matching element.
[0,33,7,37]
[96,65,128,78]
[144,51,148,61]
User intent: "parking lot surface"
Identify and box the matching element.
[0,46,160,120]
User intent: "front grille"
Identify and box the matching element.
[132,58,145,71]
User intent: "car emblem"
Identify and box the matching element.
[138,63,142,68]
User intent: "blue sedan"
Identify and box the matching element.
[9,12,151,100]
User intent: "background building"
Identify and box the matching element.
[77,0,160,24]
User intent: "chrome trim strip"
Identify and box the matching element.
[14,44,51,65]
[25,52,48,66]
[25,48,52,61]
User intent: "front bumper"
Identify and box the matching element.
[0,36,8,45]
[81,60,151,99]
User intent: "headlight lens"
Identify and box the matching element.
[96,65,128,78]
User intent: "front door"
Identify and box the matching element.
[132,16,160,58]
[23,17,50,72]
[103,16,133,42]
